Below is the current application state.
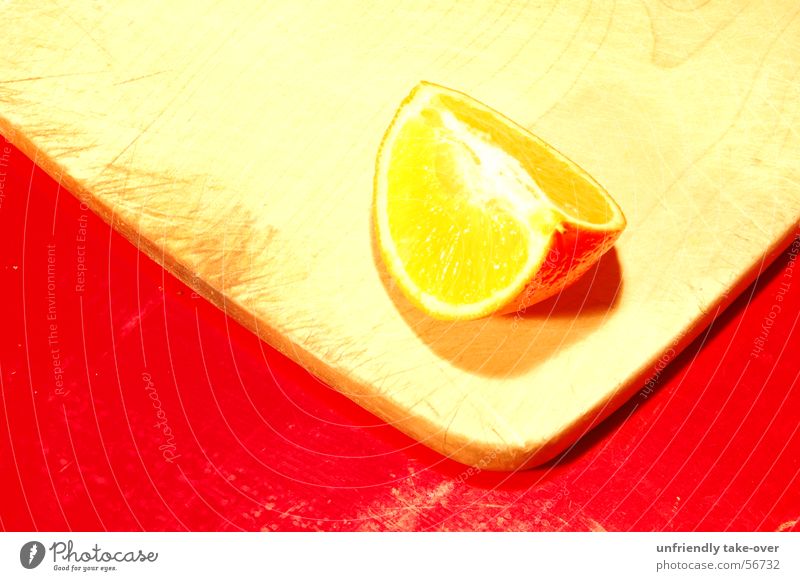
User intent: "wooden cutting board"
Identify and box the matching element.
[2,1,798,470]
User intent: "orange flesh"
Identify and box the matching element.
[376,83,625,319]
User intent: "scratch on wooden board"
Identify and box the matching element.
[103,113,167,171]
[113,70,170,86]
[62,11,114,62]
[442,393,469,449]
[0,71,105,85]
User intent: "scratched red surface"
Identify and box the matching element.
[0,137,798,532]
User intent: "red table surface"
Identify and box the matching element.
[0,137,798,532]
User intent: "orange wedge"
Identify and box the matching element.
[374,82,626,320]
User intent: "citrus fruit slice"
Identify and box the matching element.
[374,82,626,320]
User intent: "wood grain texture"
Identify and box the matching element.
[1,0,798,470]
